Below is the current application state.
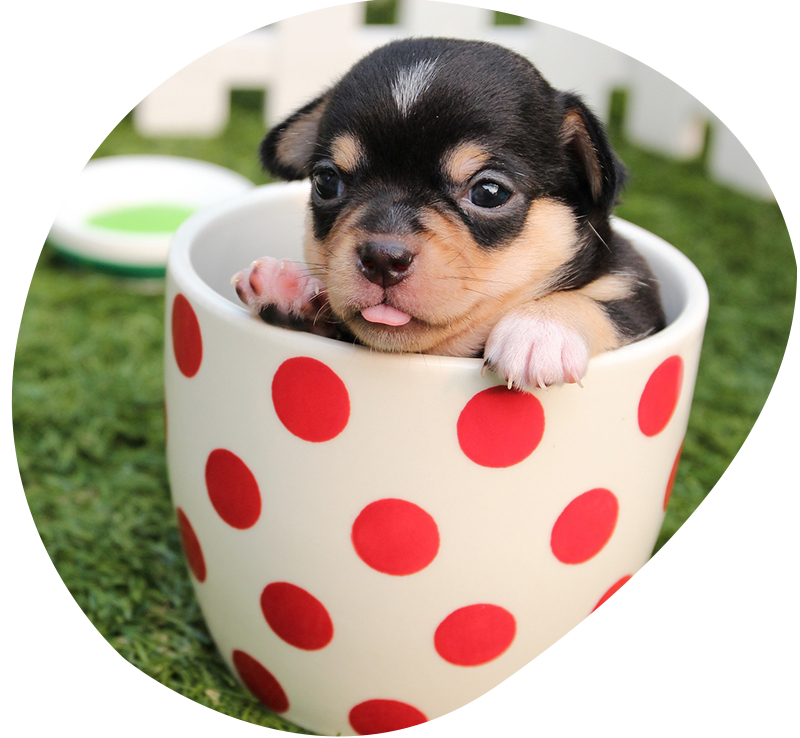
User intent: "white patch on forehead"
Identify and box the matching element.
[391,59,438,116]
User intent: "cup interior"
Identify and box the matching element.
[171,181,708,364]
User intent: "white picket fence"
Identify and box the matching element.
[134,0,771,199]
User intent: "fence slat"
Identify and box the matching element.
[267,4,367,124]
[624,62,709,160]
[707,120,773,199]
[400,0,493,37]
[131,0,773,200]
[528,23,626,122]
[135,31,276,137]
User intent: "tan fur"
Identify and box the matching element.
[561,111,603,201]
[511,290,621,354]
[303,196,589,356]
[471,199,582,301]
[577,272,634,303]
[482,285,622,388]
[237,40,666,388]
[330,134,365,173]
[443,142,490,184]
[274,100,328,174]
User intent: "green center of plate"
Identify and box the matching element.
[86,203,196,234]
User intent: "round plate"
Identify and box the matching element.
[48,155,254,276]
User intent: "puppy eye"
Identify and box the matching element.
[312,168,344,201]
[468,181,511,208]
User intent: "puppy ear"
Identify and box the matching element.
[259,93,329,180]
[558,92,626,213]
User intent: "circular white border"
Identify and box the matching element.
[4,2,797,736]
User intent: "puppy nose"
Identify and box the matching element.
[357,241,415,287]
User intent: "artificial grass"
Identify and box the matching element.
[12,83,794,734]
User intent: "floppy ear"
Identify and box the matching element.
[259,93,329,180]
[558,92,626,213]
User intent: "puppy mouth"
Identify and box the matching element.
[359,302,413,327]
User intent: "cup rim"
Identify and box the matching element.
[167,181,709,372]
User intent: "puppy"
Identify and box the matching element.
[233,38,666,390]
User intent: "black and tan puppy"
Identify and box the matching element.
[233,38,666,390]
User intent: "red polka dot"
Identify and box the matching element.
[232,649,289,713]
[352,499,440,576]
[638,356,684,436]
[664,444,683,511]
[205,449,261,530]
[176,508,206,583]
[171,294,203,378]
[551,488,619,564]
[271,357,350,442]
[260,582,333,650]
[592,574,633,612]
[349,699,428,735]
[434,604,516,666]
[457,386,545,468]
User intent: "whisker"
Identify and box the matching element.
[462,286,503,302]
[311,303,336,327]
[443,242,472,267]
[437,275,511,286]
[587,221,612,253]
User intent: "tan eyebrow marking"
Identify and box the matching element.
[330,133,365,173]
[443,143,491,184]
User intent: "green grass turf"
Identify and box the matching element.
[12,83,795,732]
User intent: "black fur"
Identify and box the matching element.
[263,39,569,248]
[260,38,666,348]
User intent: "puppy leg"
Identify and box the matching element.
[232,258,337,337]
[483,291,621,390]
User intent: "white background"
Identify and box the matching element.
[2,0,797,735]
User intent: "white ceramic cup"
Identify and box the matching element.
[165,182,708,736]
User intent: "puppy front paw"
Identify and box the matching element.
[232,257,324,319]
[484,314,590,390]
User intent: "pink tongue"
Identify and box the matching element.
[361,304,412,326]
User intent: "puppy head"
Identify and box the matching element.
[260,38,625,355]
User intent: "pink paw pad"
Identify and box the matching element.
[232,258,323,317]
[484,315,590,390]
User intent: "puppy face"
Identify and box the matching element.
[261,39,624,356]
